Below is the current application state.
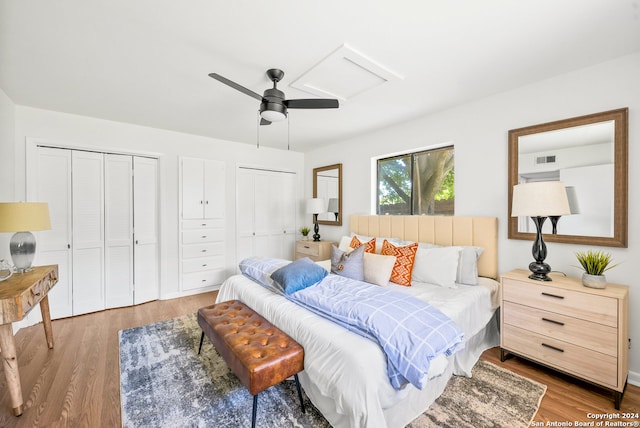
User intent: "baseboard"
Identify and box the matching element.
[160,284,220,301]
[628,370,640,387]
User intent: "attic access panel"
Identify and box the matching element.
[290,44,403,101]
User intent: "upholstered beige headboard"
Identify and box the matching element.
[349,215,498,280]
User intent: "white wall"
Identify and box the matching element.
[305,52,640,381]
[13,106,305,299]
[0,88,16,261]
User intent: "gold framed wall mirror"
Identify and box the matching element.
[508,108,628,247]
[313,163,342,226]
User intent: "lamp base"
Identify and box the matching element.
[528,261,552,281]
[312,214,321,242]
[10,231,36,273]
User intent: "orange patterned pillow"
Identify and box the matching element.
[381,239,418,286]
[350,236,376,253]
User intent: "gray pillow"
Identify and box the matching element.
[331,244,365,281]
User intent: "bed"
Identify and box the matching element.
[216,215,500,427]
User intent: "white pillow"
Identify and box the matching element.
[363,252,396,286]
[417,243,483,285]
[412,246,461,288]
[315,259,332,272]
[338,236,353,252]
[457,246,484,285]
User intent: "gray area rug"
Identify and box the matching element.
[119,314,546,427]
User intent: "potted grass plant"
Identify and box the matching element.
[575,250,618,289]
[300,226,311,240]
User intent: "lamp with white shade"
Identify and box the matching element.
[306,198,326,242]
[511,182,570,281]
[0,202,51,273]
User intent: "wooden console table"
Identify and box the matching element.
[0,265,58,416]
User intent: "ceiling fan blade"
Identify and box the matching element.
[260,118,272,126]
[208,73,263,101]
[284,99,339,109]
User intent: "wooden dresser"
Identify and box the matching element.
[294,240,334,261]
[500,269,629,409]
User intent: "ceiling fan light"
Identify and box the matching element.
[260,109,287,122]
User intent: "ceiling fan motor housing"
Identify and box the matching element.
[260,87,287,119]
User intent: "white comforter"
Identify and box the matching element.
[216,275,499,428]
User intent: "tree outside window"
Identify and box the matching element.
[377,146,454,215]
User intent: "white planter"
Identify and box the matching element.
[582,273,607,289]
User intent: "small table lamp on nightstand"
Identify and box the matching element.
[511,182,570,281]
[306,198,326,242]
[0,202,51,273]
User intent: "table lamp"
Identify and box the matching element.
[0,202,51,273]
[511,182,570,281]
[306,198,326,242]
[327,198,339,221]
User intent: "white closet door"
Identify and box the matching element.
[32,147,73,319]
[104,154,134,308]
[279,172,297,259]
[133,157,159,304]
[204,160,225,219]
[236,169,256,265]
[181,158,205,219]
[72,151,105,315]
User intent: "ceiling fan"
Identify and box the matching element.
[208,69,339,125]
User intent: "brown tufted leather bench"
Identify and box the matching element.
[197,300,305,428]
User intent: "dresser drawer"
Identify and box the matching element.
[502,278,618,327]
[182,269,226,290]
[182,256,224,273]
[503,301,617,357]
[502,324,618,389]
[182,242,225,259]
[182,219,224,229]
[182,228,224,244]
[296,241,321,257]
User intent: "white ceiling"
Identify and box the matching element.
[1,0,639,152]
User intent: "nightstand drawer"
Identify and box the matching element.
[502,324,618,389]
[296,242,320,257]
[502,278,618,327]
[503,301,617,356]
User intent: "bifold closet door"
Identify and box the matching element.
[133,157,159,304]
[104,154,134,308]
[72,151,105,315]
[33,147,73,319]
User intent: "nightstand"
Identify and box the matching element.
[500,269,629,409]
[294,240,334,262]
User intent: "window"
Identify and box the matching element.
[377,146,454,215]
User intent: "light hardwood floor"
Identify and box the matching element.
[0,292,638,427]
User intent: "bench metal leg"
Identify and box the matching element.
[294,374,305,414]
[252,393,258,428]
[198,332,205,354]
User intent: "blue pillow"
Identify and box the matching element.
[331,244,365,281]
[270,257,328,295]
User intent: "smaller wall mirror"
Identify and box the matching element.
[313,163,342,226]
[508,108,628,247]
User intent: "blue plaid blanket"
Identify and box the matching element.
[239,257,464,389]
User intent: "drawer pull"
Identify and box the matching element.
[541,343,564,353]
[201,249,207,252]
[542,317,565,326]
[303,245,310,249]
[541,292,564,299]
[201,236,207,238]
[202,264,207,267]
